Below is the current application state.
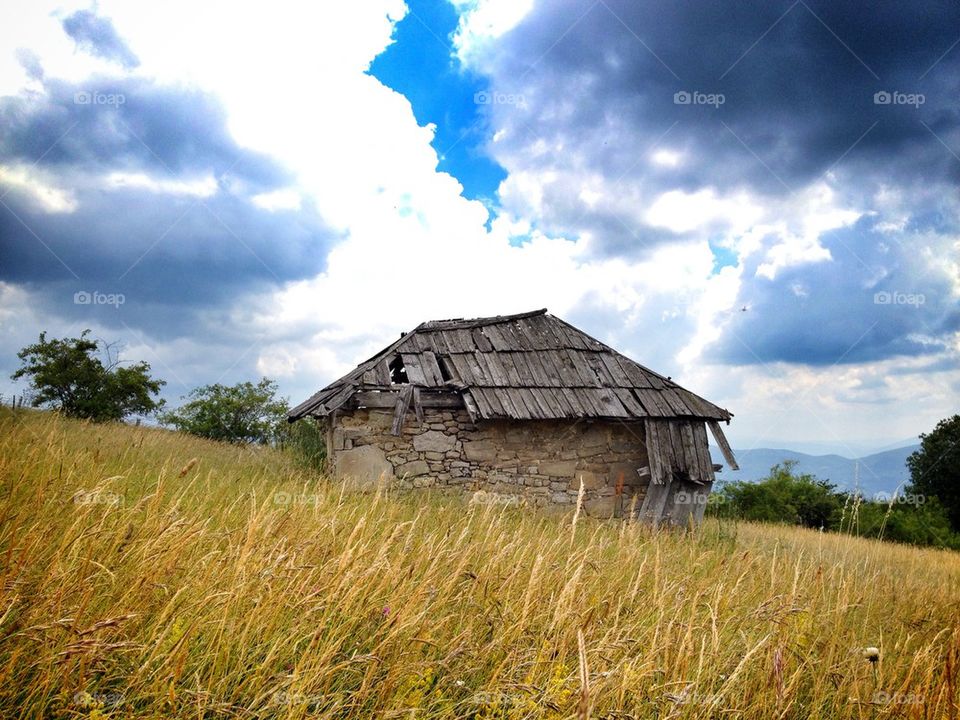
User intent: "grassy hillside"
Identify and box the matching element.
[1,409,958,719]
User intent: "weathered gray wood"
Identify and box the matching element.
[391,385,414,435]
[412,386,424,422]
[420,350,444,385]
[400,353,429,386]
[638,476,672,525]
[708,420,739,470]
[352,390,464,409]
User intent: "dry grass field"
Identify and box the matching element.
[1,408,958,719]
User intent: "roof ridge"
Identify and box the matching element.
[416,308,547,331]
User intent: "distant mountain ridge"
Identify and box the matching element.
[709,445,920,496]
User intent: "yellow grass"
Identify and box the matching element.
[1,408,958,719]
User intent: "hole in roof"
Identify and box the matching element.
[388,355,408,384]
[438,356,453,382]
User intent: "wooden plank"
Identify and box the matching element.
[584,352,613,386]
[352,390,463,409]
[634,388,671,417]
[412,386,424,422]
[510,352,536,385]
[679,421,702,483]
[374,359,392,386]
[419,350,444,385]
[596,389,629,417]
[532,351,561,385]
[490,388,521,418]
[612,387,645,417]
[660,388,693,416]
[708,420,739,470]
[522,387,551,418]
[474,352,503,386]
[693,422,715,484]
[400,353,428,385]
[599,353,631,386]
[471,327,494,352]
[645,420,667,485]
[447,353,474,384]
[461,390,480,421]
[391,385,414,435]
[530,387,561,417]
[465,388,490,418]
[481,324,511,351]
[637,477,672,526]
[567,350,601,386]
[500,353,523,386]
[463,352,487,385]
[691,482,714,525]
[484,387,509,417]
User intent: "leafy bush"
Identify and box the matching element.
[709,460,960,549]
[12,330,165,421]
[160,378,288,445]
[710,461,843,529]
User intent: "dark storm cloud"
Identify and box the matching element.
[470,0,960,367]
[0,73,336,339]
[61,9,140,69]
[708,215,960,365]
[481,0,960,245]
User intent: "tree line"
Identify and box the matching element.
[9,331,960,548]
[10,330,324,469]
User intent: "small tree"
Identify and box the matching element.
[12,330,165,421]
[161,378,289,445]
[907,415,960,531]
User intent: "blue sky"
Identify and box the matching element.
[370,0,506,204]
[0,0,958,455]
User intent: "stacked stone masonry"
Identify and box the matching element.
[331,408,650,517]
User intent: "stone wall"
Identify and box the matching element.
[330,407,650,517]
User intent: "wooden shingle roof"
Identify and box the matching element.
[288,309,732,422]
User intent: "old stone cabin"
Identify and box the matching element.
[288,309,738,526]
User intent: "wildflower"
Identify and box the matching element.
[863,646,880,663]
[382,606,390,617]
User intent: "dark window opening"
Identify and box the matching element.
[389,355,408,384]
[438,356,453,382]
